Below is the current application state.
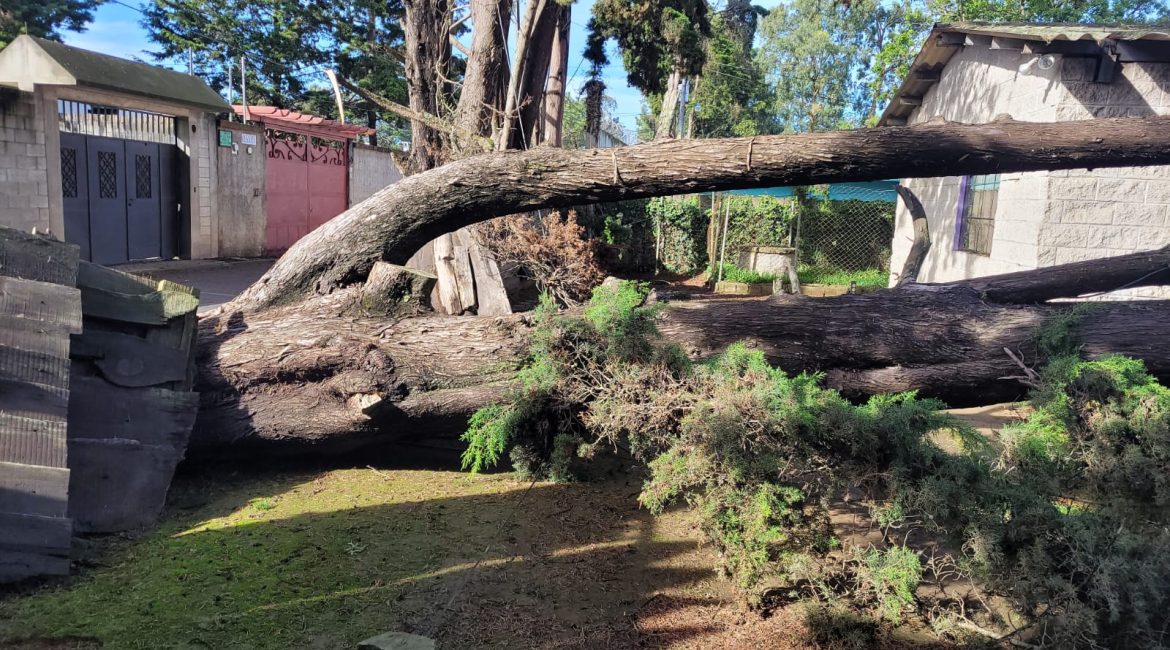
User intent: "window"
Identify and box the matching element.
[956,174,1000,255]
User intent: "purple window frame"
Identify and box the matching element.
[954,175,971,252]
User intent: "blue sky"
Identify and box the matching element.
[61,0,650,133]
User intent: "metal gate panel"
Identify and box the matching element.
[85,137,128,265]
[264,131,311,253]
[158,144,178,260]
[307,141,348,231]
[124,140,162,261]
[60,133,91,261]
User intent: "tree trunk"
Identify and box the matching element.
[190,248,1170,457]
[225,115,1170,313]
[542,4,571,147]
[498,0,549,150]
[402,0,452,172]
[454,0,512,151]
[655,68,682,139]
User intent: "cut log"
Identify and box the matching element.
[224,115,1170,313]
[358,262,437,318]
[189,248,1170,457]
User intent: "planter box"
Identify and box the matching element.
[715,281,773,296]
[800,284,884,297]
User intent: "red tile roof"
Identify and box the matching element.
[232,105,374,139]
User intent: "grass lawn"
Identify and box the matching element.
[1,451,952,649]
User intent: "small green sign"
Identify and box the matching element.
[218,129,233,147]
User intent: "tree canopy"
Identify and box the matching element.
[0,0,103,48]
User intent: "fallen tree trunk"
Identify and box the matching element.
[190,248,1170,457]
[224,115,1170,313]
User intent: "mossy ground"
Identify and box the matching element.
[0,451,945,650]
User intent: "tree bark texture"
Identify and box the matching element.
[655,68,682,139]
[225,115,1170,314]
[191,249,1170,457]
[542,3,571,147]
[454,0,512,151]
[403,0,452,172]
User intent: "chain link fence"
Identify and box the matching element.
[713,184,898,287]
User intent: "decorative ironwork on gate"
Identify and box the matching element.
[97,151,118,199]
[58,100,177,145]
[265,128,347,166]
[135,155,152,199]
[61,148,78,199]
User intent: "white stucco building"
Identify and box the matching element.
[881,23,1170,297]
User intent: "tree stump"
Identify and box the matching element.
[357,262,437,317]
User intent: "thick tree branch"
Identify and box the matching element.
[227,115,1170,313]
[339,77,494,153]
[894,184,930,287]
[952,245,1170,303]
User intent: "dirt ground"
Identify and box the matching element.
[0,401,1019,650]
[0,443,961,650]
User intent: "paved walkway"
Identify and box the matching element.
[114,258,275,314]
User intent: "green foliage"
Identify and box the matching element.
[860,547,922,622]
[688,8,782,138]
[466,276,1170,646]
[708,262,775,284]
[797,267,888,288]
[585,0,710,93]
[646,196,707,274]
[142,0,408,130]
[0,0,102,48]
[721,195,797,252]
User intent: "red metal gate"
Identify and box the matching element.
[264,130,349,253]
[234,106,372,255]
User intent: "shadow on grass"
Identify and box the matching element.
[0,461,725,650]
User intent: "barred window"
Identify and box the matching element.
[957,174,1000,255]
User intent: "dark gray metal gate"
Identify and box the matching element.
[58,101,179,265]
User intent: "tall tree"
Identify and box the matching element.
[0,0,103,48]
[756,0,876,133]
[686,1,780,138]
[142,0,331,107]
[585,0,710,139]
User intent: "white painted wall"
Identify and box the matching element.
[888,44,1170,299]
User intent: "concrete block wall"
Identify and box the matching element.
[0,89,51,234]
[1040,59,1170,299]
[215,121,267,257]
[349,144,402,205]
[890,47,1056,284]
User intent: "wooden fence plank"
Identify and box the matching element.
[466,237,512,316]
[71,330,190,388]
[0,549,70,581]
[0,229,79,287]
[0,512,72,552]
[67,439,182,533]
[68,374,198,449]
[0,316,72,358]
[79,285,200,325]
[0,277,82,333]
[0,378,68,422]
[0,461,69,517]
[76,260,157,295]
[0,413,67,468]
[0,346,70,389]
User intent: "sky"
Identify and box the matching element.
[60,0,651,134]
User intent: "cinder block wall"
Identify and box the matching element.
[0,89,51,234]
[889,47,1056,285]
[349,144,402,205]
[1041,59,1170,299]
